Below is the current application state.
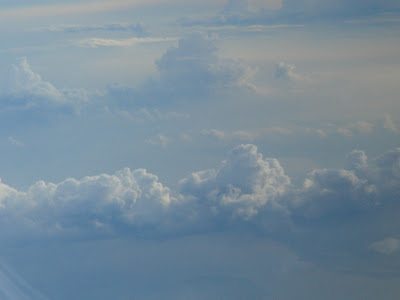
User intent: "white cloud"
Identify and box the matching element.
[275,62,300,81]
[345,150,368,171]
[369,237,400,255]
[201,127,293,142]
[337,128,353,137]
[280,0,400,18]
[0,168,176,239]
[8,137,24,147]
[349,121,374,134]
[201,129,226,141]
[384,115,399,133]
[75,37,177,48]
[179,144,290,219]
[146,134,170,148]
[154,33,257,98]
[29,23,146,36]
[115,108,189,123]
[2,57,89,114]
[0,0,211,19]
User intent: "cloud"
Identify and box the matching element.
[75,37,177,48]
[154,33,257,97]
[337,127,353,137]
[30,23,147,36]
[280,0,400,19]
[200,127,293,142]
[146,134,170,148]
[369,237,400,255]
[1,57,89,114]
[0,167,176,240]
[106,33,257,104]
[290,168,375,219]
[114,108,189,123]
[275,62,300,81]
[224,0,282,14]
[0,141,398,280]
[179,144,290,219]
[201,129,226,141]
[8,137,24,147]
[0,0,197,19]
[384,115,399,133]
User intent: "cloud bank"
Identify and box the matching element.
[0,143,397,244]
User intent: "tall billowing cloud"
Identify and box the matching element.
[180,144,290,219]
[107,34,256,107]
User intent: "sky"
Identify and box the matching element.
[0,0,399,299]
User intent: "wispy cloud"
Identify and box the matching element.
[0,0,174,19]
[29,23,147,36]
[0,0,225,19]
[75,37,177,48]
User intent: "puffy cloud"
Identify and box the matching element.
[345,150,368,171]
[291,168,375,218]
[201,129,226,141]
[384,115,399,133]
[0,142,398,261]
[0,168,176,240]
[154,33,257,98]
[7,137,24,147]
[146,134,170,148]
[2,57,89,114]
[369,237,400,255]
[373,148,400,195]
[179,144,290,219]
[337,127,353,137]
[275,62,299,81]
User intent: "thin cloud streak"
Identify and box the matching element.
[0,0,221,19]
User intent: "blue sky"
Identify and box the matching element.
[0,1,399,299]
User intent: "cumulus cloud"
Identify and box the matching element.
[179,144,290,219]
[275,62,300,81]
[0,142,398,268]
[290,168,376,218]
[154,33,257,97]
[146,134,170,148]
[2,57,89,114]
[0,168,176,240]
[106,33,257,105]
[384,115,399,133]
